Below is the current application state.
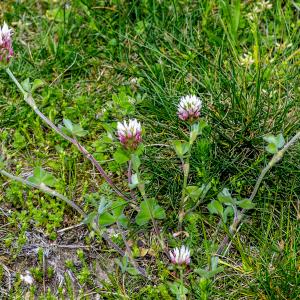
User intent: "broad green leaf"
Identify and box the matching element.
[131,154,141,172]
[263,134,276,145]
[46,7,65,22]
[134,143,145,156]
[223,206,234,223]
[168,282,180,295]
[28,167,57,187]
[263,133,285,154]
[211,256,219,270]
[91,140,108,153]
[32,79,44,92]
[275,133,285,149]
[186,185,202,200]
[136,199,166,226]
[71,124,88,137]
[63,119,73,131]
[97,197,111,215]
[194,266,224,279]
[129,173,139,189]
[126,267,140,276]
[98,199,128,227]
[116,256,128,273]
[98,212,115,226]
[117,214,128,227]
[111,199,127,217]
[116,255,140,275]
[168,282,188,297]
[190,120,208,143]
[207,200,223,216]
[265,143,277,154]
[113,148,130,164]
[236,199,256,209]
[172,140,190,158]
[13,130,26,149]
[217,188,235,205]
[198,119,208,133]
[83,211,97,225]
[21,78,31,92]
[61,119,88,137]
[190,123,199,144]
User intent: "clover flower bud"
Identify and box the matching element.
[117,119,142,150]
[0,22,13,64]
[169,245,191,266]
[178,95,202,122]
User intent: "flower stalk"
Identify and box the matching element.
[176,95,203,228]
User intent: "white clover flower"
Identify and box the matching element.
[0,23,12,41]
[20,270,34,285]
[239,52,254,67]
[169,245,191,266]
[117,119,142,150]
[0,22,13,63]
[177,95,202,122]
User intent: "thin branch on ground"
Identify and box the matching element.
[216,131,300,256]
[0,168,148,278]
[6,67,130,202]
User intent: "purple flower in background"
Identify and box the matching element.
[0,22,13,63]
[178,95,202,122]
[117,119,142,150]
[169,245,191,266]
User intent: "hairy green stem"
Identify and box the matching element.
[178,130,193,229]
[127,160,137,202]
[179,267,185,299]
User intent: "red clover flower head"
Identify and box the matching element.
[169,245,191,266]
[178,95,202,122]
[0,22,13,64]
[117,119,142,150]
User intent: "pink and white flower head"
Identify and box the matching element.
[169,245,191,266]
[117,119,142,150]
[0,22,13,63]
[178,95,202,122]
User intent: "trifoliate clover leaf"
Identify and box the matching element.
[217,188,235,205]
[28,167,57,187]
[113,148,130,164]
[136,198,166,226]
[263,133,285,154]
[172,140,190,159]
[207,200,223,216]
[59,119,88,137]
